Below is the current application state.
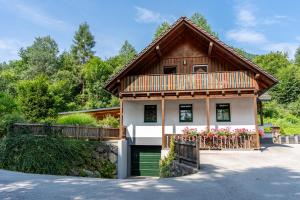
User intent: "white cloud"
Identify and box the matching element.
[227,29,267,44]
[134,6,174,24]
[237,9,256,27]
[263,42,298,58]
[0,39,25,62]
[0,0,67,29]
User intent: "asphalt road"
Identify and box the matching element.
[0,144,300,200]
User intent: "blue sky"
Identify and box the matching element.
[0,0,299,62]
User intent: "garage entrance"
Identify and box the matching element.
[131,145,161,176]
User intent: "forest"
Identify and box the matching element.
[1,13,300,135]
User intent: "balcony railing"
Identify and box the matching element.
[122,71,255,93]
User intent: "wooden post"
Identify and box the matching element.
[76,125,79,140]
[119,99,124,139]
[206,97,210,132]
[162,98,165,148]
[253,95,260,149]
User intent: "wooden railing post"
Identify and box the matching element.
[206,96,210,132]
[253,95,260,149]
[119,99,124,139]
[162,98,165,148]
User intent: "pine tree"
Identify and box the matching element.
[71,22,96,64]
[153,21,170,40]
[190,13,218,38]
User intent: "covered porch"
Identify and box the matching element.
[119,94,260,150]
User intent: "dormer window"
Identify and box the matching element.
[193,65,208,73]
[164,66,177,74]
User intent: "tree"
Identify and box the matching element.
[190,13,218,38]
[119,40,137,65]
[71,22,96,64]
[253,51,290,76]
[234,48,257,60]
[17,75,56,122]
[19,36,59,78]
[106,40,137,74]
[295,46,300,66]
[154,21,170,40]
[81,57,114,108]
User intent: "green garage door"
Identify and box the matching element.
[131,146,161,176]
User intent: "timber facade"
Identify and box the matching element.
[105,17,277,177]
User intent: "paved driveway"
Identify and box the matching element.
[1,144,300,200]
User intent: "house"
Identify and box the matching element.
[105,17,278,177]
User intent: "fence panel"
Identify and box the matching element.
[11,123,121,140]
[174,135,199,169]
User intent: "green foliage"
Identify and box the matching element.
[234,48,257,60]
[272,65,300,104]
[71,22,95,64]
[81,57,113,108]
[295,46,300,66]
[0,93,24,137]
[98,115,119,128]
[56,113,98,126]
[159,137,175,177]
[0,134,115,178]
[190,13,218,38]
[19,36,59,78]
[288,97,300,117]
[17,75,56,122]
[253,51,290,76]
[107,40,137,74]
[154,21,170,40]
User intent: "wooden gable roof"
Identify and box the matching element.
[105,17,278,96]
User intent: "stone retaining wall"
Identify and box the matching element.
[168,160,198,177]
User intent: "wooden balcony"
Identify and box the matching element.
[121,71,255,93]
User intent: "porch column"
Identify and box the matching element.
[161,98,165,148]
[253,95,260,149]
[206,96,210,132]
[119,99,124,139]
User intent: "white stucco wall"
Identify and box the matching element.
[123,97,255,145]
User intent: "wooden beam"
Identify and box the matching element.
[119,99,124,139]
[253,95,260,149]
[255,73,261,80]
[208,42,213,57]
[156,45,162,57]
[206,97,210,132]
[161,98,165,148]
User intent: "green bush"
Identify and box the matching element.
[56,113,98,126]
[0,134,115,178]
[98,115,119,128]
[0,113,25,137]
[159,137,175,178]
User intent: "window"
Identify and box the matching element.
[193,65,208,73]
[179,104,193,122]
[144,105,157,123]
[163,66,177,74]
[216,104,231,122]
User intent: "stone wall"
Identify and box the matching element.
[70,142,118,178]
[168,160,198,177]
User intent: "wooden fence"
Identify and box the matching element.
[11,123,124,140]
[174,135,200,169]
[165,133,259,150]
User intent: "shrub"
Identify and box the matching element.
[0,113,25,137]
[159,137,175,177]
[98,115,119,128]
[0,133,115,178]
[56,113,98,126]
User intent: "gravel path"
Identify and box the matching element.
[0,144,300,200]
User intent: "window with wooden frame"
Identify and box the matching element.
[144,105,157,123]
[163,66,177,74]
[193,65,208,73]
[216,103,231,122]
[179,104,193,122]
